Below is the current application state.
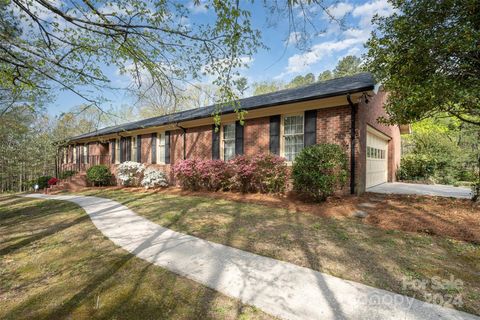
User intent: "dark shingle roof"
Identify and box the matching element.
[69,72,374,141]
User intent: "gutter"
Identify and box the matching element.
[175,123,187,160]
[347,94,356,195]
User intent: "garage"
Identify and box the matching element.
[366,127,389,188]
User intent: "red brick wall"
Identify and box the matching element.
[140,134,152,164]
[244,117,270,156]
[185,125,211,160]
[170,129,183,165]
[357,90,401,192]
[316,105,359,195]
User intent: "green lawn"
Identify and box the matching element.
[0,195,273,320]
[77,189,480,315]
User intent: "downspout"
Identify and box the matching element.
[347,94,356,195]
[175,123,187,160]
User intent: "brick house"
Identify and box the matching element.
[60,73,406,194]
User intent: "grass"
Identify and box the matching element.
[0,195,274,320]
[76,188,480,315]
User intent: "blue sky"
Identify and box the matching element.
[48,0,394,117]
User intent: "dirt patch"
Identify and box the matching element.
[75,186,480,243]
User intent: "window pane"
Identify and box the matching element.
[158,133,165,163]
[224,141,235,160]
[284,115,304,162]
[223,124,236,161]
[223,124,235,139]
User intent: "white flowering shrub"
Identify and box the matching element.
[117,161,145,186]
[141,167,169,189]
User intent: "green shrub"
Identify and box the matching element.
[292,144,348,202]
[397,154,437,181]
[86,165,112,186]
[36,175,52,189]
[59,170,77,179]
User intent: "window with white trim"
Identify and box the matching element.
[73,146,77,163]
[223,123,235,161]
[157,132,165,164]
[283,114,304,162]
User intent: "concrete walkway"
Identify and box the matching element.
[367,182,472,199]
[24,194,478,320]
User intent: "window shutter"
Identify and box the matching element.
[151,133,157,164]
[235,121,244,155]
[136,135,142,162]
[120,137,125,163]
[111,140,116,164]
[126,137,132,161]
[86,144,89,164]
[165,131,171,164]
[304,110,317,147]
[76,145,80,164]
[212,125,220,159]
[269,115,281,155]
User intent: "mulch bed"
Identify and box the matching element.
[71,186,480,243]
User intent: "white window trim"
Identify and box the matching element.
[83,144,88,163]
[73,145,77,164]
[115,138,120,164]
[221,122,236,161]
[132,136,137,162]
[157,132,166,164]
[280,113,304,165]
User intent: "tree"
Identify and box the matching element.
[399,116,480,185]
[234,77,249,97]
[365,0,480,126]
[1,0,260,118]
[318,70,333,82]
[333,55,363,78]
[252,81,284,96]
[288,72,315,88]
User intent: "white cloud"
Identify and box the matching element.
[325,2,353,20]
[285,32,302,46]
[352,0,394,27]
[279,34,368,76]
[276,0,395,78]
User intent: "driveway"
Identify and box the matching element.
[23,193,478,320]
[367,182,472,199]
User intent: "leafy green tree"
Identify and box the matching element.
[318,70,333,81]
[235,77,249,97]
[252,81,284,96]
[366,0,480,126]
[1,0,260,117]
[333,55,363,78]
[400,116,480,185]
[288,72,315,88]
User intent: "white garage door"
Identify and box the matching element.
[366,128,389,188]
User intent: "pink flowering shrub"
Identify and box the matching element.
[172,159,201,190]
[173,154,288,194]
[253,153,289,193]
[228,155,257,193]
[197,160,232,191]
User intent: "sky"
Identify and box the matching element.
[48,0,394,117]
